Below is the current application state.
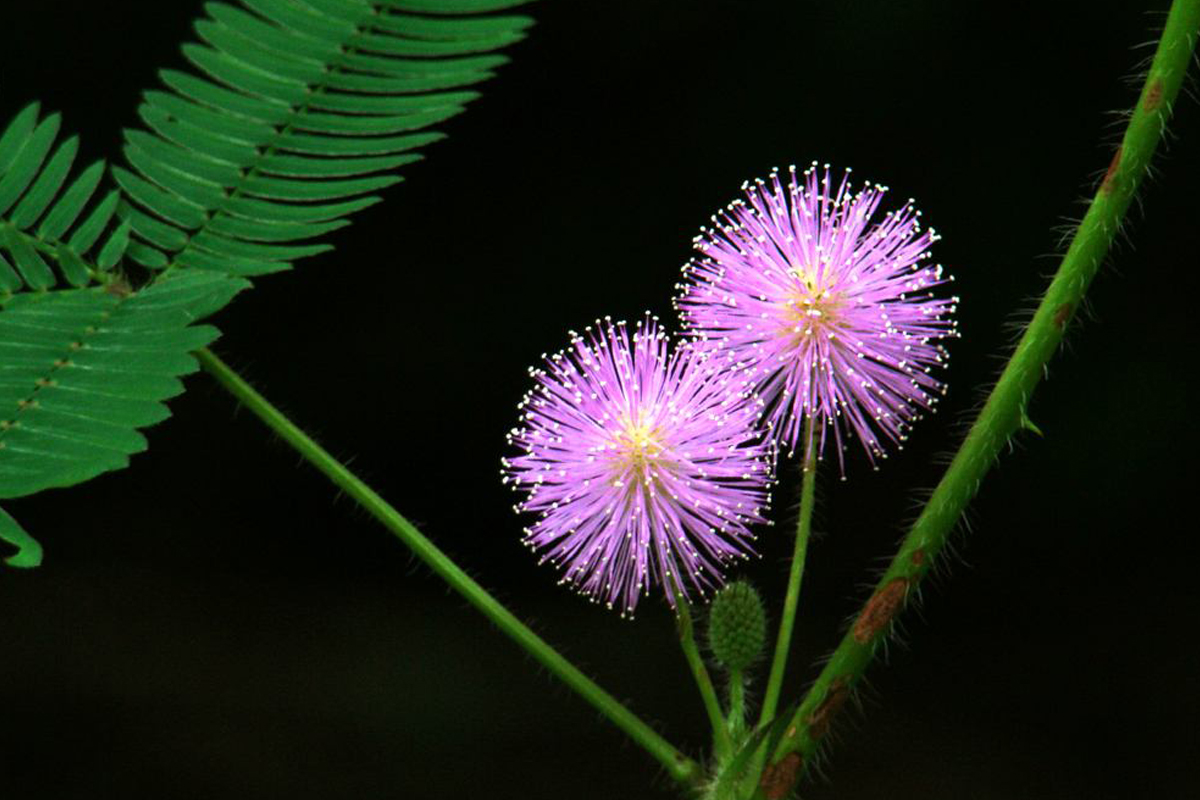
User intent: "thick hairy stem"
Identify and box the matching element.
[196,347,701,785]
[756,3,1200,796]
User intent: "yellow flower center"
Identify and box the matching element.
[780,267,846,343]
[609,418,672,488]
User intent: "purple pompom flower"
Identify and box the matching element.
[503,316,773,616]
[676,164,958,467]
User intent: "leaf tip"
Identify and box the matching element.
[0,507,44,569]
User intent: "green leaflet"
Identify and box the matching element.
[117,0,534,277]
[0,270,249,565]
[0,103,130,293]
[0,504,41,568]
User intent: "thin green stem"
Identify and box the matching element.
[676,598,732,760]
[739,417,817,796]
[759,417,818,730]
[195,347,701,785]
[759,2,1200,795]
[728,668,746,738]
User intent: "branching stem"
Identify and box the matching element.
[195,347,701,785]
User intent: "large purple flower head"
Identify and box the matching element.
[676,164,958,466]
[503,316,773,616]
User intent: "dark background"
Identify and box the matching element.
[2,1,1197,798]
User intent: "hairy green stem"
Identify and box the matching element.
[759,419,818,731]
[195,347,701,785]
[676,598,732,760]
[760,2,1200,793]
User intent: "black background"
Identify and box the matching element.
[2,1,1198,798]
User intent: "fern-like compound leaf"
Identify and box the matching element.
[117,0,533,277]
[0,103,131,293]
[0,269,249,567]
[1,0,532,566]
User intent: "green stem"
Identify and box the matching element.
[728,668,746,738]
[741,417,817,795]
[195,347,701,785]
[760,418,818,730]
[676,598,732,760]
[761,1,1200,793]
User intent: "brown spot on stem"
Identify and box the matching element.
[911,548,926,567]
[760,753,803,800]
[16,399,33,410]
[35,378,53,387]
[1053,302,1073,329]
[1100,146,1122,195]
[852,578,909,644]
[106,279,132,298]
[52,359,70,369]
[68,341,83,351]
[806,677,851,741]
[1143,78,1164,112]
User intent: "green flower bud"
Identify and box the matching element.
[707,580,767,672]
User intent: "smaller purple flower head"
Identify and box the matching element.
[503,315,773,616]
[676,163,959,467]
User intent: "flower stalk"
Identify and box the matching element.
[727,669,748,746]
[759,420,818,730]
[676,597,733,760]
[757,1,1200,794]
[740,417,817,794]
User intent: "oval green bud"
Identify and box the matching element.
[708,580,767,672]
